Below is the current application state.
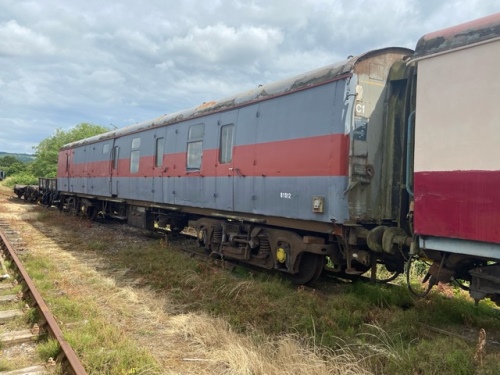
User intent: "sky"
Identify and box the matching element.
[0,0,499,154]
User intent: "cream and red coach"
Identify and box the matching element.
[408,13,500,303]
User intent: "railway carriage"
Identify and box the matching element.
[57,48,411,284]
[409,13,500,303]
[50,13,500,304]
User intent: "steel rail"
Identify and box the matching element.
[0,228,88,375]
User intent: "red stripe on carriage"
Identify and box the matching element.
[58,134,349,178]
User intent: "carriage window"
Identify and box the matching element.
[155,137,165,167]
[130,137,141,173]
[187,124,204,170]
[131,138,141,149]
[187,142,203,169]
[103,144,110,154]
[189,124,204,139]
[112,146,119,170]
[219,124,234,164]
[130,150,140,173]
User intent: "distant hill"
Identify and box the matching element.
[0,152,35,163]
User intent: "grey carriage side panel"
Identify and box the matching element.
[215,110,239,211]
[86,140,113,197]
[162,125,178,204]
[114,130,153,202]
[231,105,258,214]
[173,113,218,209]
[232,78,351,222]
[66,139,114,197]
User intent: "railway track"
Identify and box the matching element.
[0,220,87,375]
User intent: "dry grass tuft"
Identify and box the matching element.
[163,312,373,375]
[358,323,410,363]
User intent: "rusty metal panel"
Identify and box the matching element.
[346,48,413,222]
[414,12,500,58]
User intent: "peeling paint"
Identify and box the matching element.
[415,12,500,58]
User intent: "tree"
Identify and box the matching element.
[31,123,109,177]
[0,155,28,176]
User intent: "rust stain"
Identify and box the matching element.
[415,13,500,57]
[196,101,217,110]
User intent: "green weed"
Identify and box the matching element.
[37,338,61,361]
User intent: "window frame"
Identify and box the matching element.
[130,150,140,173]
[155,137,165,168]
[186,124,204,170]
[218,124,234,164]
[129,137,141,174]
[112,146,119,170]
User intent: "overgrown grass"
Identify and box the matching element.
[15,204,500,374]
[15,233,161,374]
[79,237,500,374]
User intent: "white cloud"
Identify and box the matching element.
[0,20,55,56]
[165,24,284,64]
[0,0,499,154]
[87,69,125,86]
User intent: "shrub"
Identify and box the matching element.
[1,172,38,187]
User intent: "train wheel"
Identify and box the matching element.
[292,253,325,285]
[66,197,79,215]
[85,205,97,221]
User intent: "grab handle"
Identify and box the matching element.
[406,111,415,197]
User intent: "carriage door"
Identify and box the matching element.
[59,150,71,193]
[153,129,166,203]
[215,111,237,211]
[110,140,120,196]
